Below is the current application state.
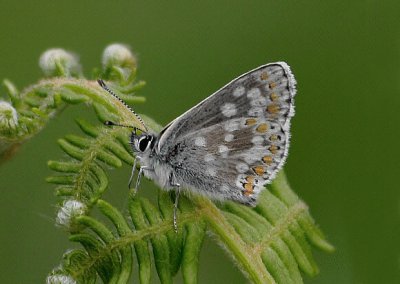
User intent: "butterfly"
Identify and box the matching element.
[98,62,296,231]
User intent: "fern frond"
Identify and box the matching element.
[0,45,145,165]
[0,44,333,283]
[47,119,132,206]
[51,195,205,284]
[50,167,332,283]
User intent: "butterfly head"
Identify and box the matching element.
[131,130,155,153]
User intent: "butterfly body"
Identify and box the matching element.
[128,62,296,206]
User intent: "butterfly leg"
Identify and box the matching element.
[135,166,147,193]
[173,186,181,233]
[168,173,181,232]
[128,156,138,192]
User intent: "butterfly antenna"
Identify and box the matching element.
[97,79,148,132]
[104,120,136,130]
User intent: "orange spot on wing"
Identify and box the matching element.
[262,156,273,165]
[256,123,268,133]
[244,183,253,191]
[260,72,269,80]
[246,176,255,183]
[252,166,265,176]
[269,82,277,89]
[270,134,278,141]
[269,145,279,154]
[270,92,278,101]
[245,118,257,126]
[243,175,255,196]
[267,104,280,114]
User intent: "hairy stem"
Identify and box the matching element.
[193,196,276,284]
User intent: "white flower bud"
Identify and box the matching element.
[39,48,80,76]
[0,101,18,133]
[56,199,86,229]
[46,274,77,284]
[102,43,136,69]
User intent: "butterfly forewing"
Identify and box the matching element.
[157,62,296,204]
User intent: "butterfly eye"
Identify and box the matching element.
[138,136,152,152]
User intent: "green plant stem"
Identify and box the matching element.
[193,196,276,284]
[0,77,145,164]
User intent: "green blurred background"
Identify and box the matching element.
[0,1,399,283]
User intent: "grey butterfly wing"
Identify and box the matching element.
[157,62,296,204]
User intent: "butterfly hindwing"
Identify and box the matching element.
[157,62,296,204]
